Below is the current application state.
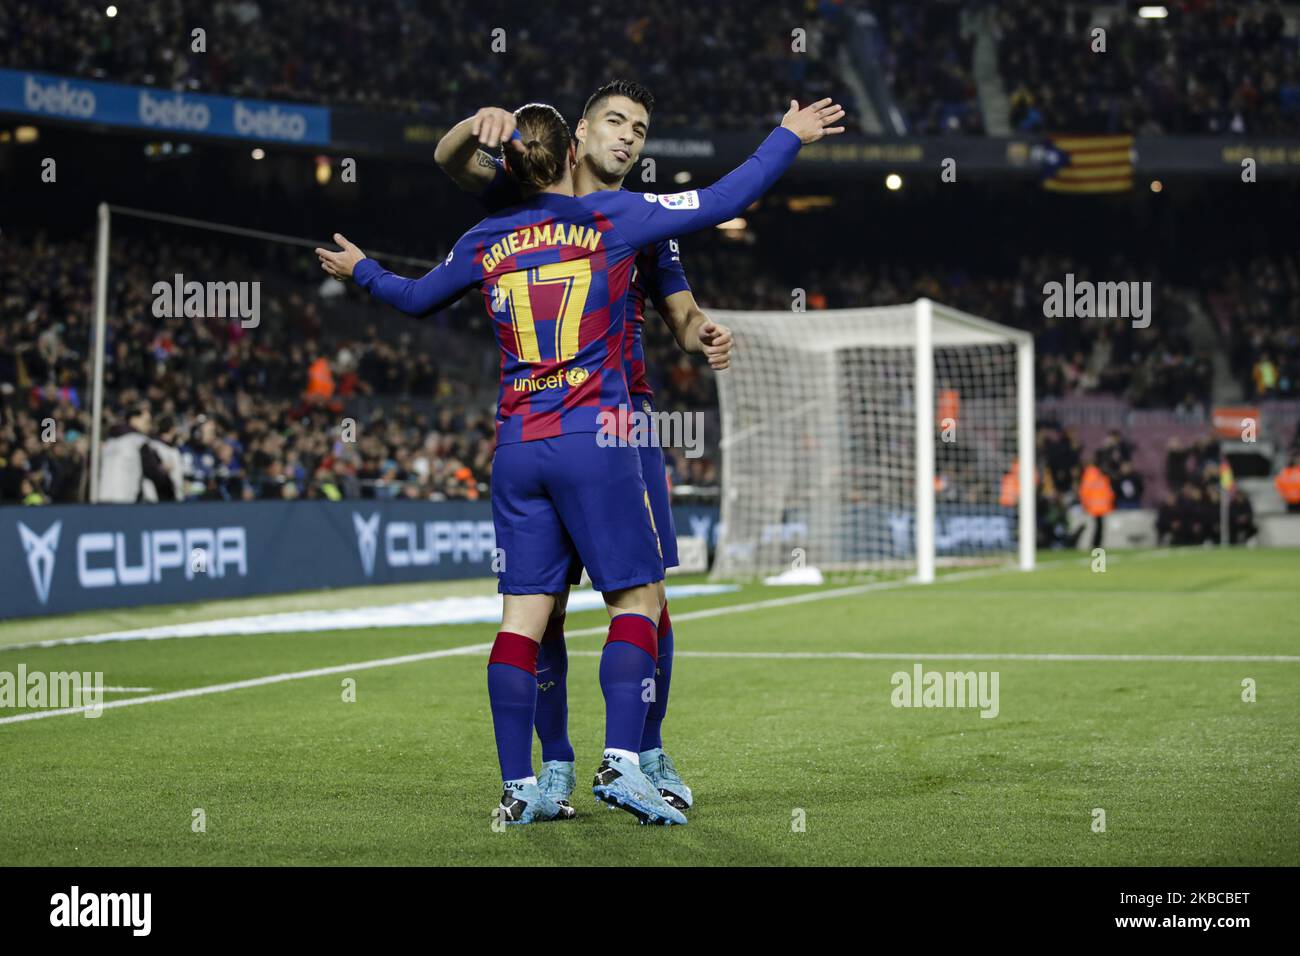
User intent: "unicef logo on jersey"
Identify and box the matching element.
[513,366,591,394]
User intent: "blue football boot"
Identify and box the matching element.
[591,753,687,826]
[639,747,693,811]
[496,779,575,825]
[538,759,576,812]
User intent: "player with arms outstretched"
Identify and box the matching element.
[433,81,726,814]
[317,96,844,825]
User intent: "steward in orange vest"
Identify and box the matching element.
[1276,459,1300,512]
[1000,463,1019,507]
[1079,464,1115,517]
[306,356,335,400]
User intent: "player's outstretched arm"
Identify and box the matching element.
[607,98,846,249]
[781,96,847,142]
[658,290,733,370]
[316,233,366,280]
[434,107,524,194]
[315,233,473,317]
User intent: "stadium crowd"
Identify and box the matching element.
[1155,434,1258,545]
[681,236,1215,410]
[2,0,852,131]
[7,0,1298,136]
[1,224,1256,509]
[0,222,738,506]
[1031,422,1257,549]
[1207,252,1300,399]
[1001,0,1300,135]
[0,230,501,505]
[872,1,984,134]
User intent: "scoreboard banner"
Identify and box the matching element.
[0,68,331,145]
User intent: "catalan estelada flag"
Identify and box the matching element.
[1042,134,1134,193]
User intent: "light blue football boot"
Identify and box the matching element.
[496,779,575,825]
[538,760,576,812]
[639,748,693,811]
[591,753,687,826]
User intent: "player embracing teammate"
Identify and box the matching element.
[434,82,726,818]
[318,91,844,825]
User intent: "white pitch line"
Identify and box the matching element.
[94,686,155,692]
[561,564,1021,638]
[1,569,1002,726]
[0,584,740,652]
[559,548,1231,639]
[0,549,1260,727]
[0,643,490,726]
[567,651,1300,663]
[0,548,1182,653]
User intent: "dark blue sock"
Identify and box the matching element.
[640,606,674,752]
[487,632,539,782]
[600,613,658,754]
[534,616,574,763]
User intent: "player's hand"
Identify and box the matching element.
[781,98,846,144]
[698,320,733,371]
[315,233,366,281]
[471,107,522,152]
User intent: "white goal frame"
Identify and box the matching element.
[710,298,1035,583]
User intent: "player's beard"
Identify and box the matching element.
[581,142,634,187]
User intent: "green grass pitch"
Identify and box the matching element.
[1,548,1296,866]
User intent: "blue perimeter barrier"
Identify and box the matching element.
[0,500,720,620]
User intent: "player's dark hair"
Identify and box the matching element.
[510,103,571,191]
[582,80,655,120]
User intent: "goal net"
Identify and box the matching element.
[710,299,1035,582]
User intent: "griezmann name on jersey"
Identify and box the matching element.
[478,159,693,401]
[352,126,801,444]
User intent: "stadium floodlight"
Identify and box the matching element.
[710,299,1035,583]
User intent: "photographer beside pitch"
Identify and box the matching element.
[431,81,729,815]
[317,96,844,825]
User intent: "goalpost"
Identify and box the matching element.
[710,299,1035,583]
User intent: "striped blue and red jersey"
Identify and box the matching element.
[479,163,692,399]
[624,240,690,397]
[353,126,801,444]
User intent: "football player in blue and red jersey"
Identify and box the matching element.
[317,96,844,825]
[433,81,727,815]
